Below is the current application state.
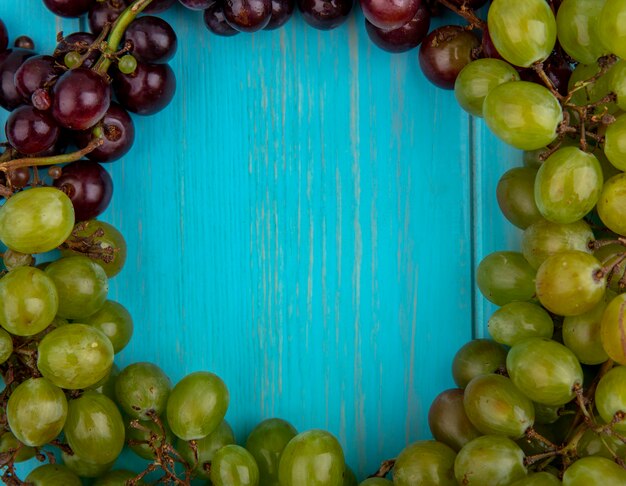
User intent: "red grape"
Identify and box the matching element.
[113,62,176,115]
[125,16,177,64]
[297,0,354,30]
[43,0,96,17]
[203,4,241,36]
[178,0,215,9]
[88,0,128,35]
[0,49,36,111]
[265,0,296,30]
[224,0,273,32]
[365,3,430,53]
[14,55,63,103]
[6,105,60,155]
[0,19,7,53]
[144,0,177,12]
[360,0,421,30]
[53,161,113,221]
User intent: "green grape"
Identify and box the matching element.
[359,480,392,486]
[476,252,536,306]
[278,430,345,486]
[578,424,626,459]
[454,58,520,117]
[524,148,546,169]
[64,391,125,464]
[611,60,626,111]
[536,251,606,316]
[488,302,554,346]
[604,114,626,170]
[454,435,526,486]
[7,377,67,447]
[61,220,127,277]
[25,464,82,486]
[0,187,75,254]
[507,337,583,406]
[94,470,145,486]
[510,471,561,486]
[428,388,481,452]
[452,339,508,388]
[45,256,108,319]
[0,328,13,363]
[392,441,456,486]
[245,418,298,485]
[463,374,535,439]
[115,361,171,419]
[343,468,358,486]
[83,300,133,354]
[95,362,120,401]
[601,293,626,364]
[210,444,260,486]
[118,54,138,75]
[534,147,603,224]
[556,0,608,64]
[521,219,594,269]
[562,292,612,365]
[533,402,561,425]
[595,365,626,431]
[483,81,562,150]
[487,0,556,67]
[178,420,235,479]
[597,174,626,236]
[0,266,58,336]
[127,416,174,461]
[562,456,626,485]
[62,450,115,478]
[167,371,229,440]
[496,167,544,230]
[38,323,114,389]
[598,0,626,59]
[0,431,36,463]
[568,63,618,115]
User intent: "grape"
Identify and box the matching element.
[360,0,420,30]
[601,293,626,364]
[476,251,536,306]
[6,104,60,155]
[518,50,572,97]
[0,266,58,336]
[343,468,358,486]
[75,103,135,163]
[203,3,241,36]
[145,0,176,12]
[210,444,260,486]
[496,167,543,230]
[487,0,556,67]
[510,472,561,486]
[418,26,479,90]
[278,430,345,486]
[178,420,235,478]
[0,19,6,52]
[452,339,507,388]
[126,417,174,460]
[594,244,626,293]
[392,441,456,486]
[0,49,36,111]
[359,479,392,486]
[595,365,626,431]
[0,328,11,364]
[246,418,298,484]
[0,431,36,463]
[179,0,215,9]
[365,5,430,54]
[562,456,626,485]
[88,0,127,35]
[568,63,618,115]
[167,371,229,440]
[83,300,133,353]
[37,324,114,389]
[597,174,626,236]
[604,114,626,171]
[223,0,272,32]
[94,362,119,400]
[0,187,75,254]
[556,0,608,64]
[125,16,178,64]
[296,0,353,30]
[454,435,526,486]
[522,219,594,269]
[7,377,68,447]
[488,302,554,346]
[265,0,296,29]
[94,470,145,485]
[464,374,535,438]
[578,424,626,459]
[428,389,481,452]
[507,337,583,406]
[454,59,520,117]
[14,55,63,102]
[113,62,176,115]
[54,32,98,69]
[43,0,95,17]
[536,251,605,316]
[598,0,626,59]
[62,450,114,478]
[115,362,172,419]
[25,464,82,485]
[483,81,562,151]
[64,391,125,464]
[611,60,626,111]
[533,402,560,425]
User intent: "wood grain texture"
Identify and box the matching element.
[1,1,519,480]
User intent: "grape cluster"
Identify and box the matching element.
[0,0,625,484]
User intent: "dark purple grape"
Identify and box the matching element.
[89,0,128,35]
[43,0,96,17]
[74,102,135,162]
[365,2,430,53]
[144,0,177,12]
[113,62,176,115]
[52,68,111,130]
[418,25,479,89]
[0,20,8,53]
[265,0,296,29]
[53,161,113,221]
[0,49,36,111]
[7,167,30,189]
[14,55,63,103]
[203,4,241,36]
[55,32,99,69]
[360,0,421,30]
[519,50,572,97]
[481,26,503,60]
[178,0,215,9]
[224,0,272,32]
[297,0,353,30]
[14,36,35,50]
[6,105,60,155]
[125,16,177,64]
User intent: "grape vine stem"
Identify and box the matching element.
[435,0,486,30]
[0,139,104,173]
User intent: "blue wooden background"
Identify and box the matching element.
[1,1,519,480]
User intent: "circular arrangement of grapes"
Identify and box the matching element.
[1,0,626,484]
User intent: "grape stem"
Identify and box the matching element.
[369,459,396,478]
[0,139,104,173]
[434,0,486,30]
[532,62,564,101]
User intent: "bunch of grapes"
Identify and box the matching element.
[0,0,625,484]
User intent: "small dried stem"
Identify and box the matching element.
[434,0,486,29]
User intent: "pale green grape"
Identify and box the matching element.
[604,114,626,170]
[483,81,562,150]
[7,377,68,447]
[246,418,297,485]
[114,361,171,419]
[507,337,583,406]
[343,468,358,486]
[601,293,626,364]
[392,441,457,486]
[556,0,608,64]
[562,456,626,484]
[62,450,114,478]
[452,339,508,389]
[597,173,626,236]
[496,167,543,230]
[0,266,58,336]
[578,423,626,459]
[178,420,235,479]
[611,60,626,110]
[210,445,260,486]
[37,323,114,389]
[0,187,75,254]
[359,479,392,486]
[83,300,133,353]
[510,472,561,486]
[487,0,557,67]
[94,470,145,486]
[477,251,536,306]
[25,464,82,486]
[595,365,626,431]
[454,58,520,117]
[488,302,554,346]
[568,63,618,115]
[0,328,13,363]
[0,431,36,463]
[533,403,561,425]
[598,0,626,59]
